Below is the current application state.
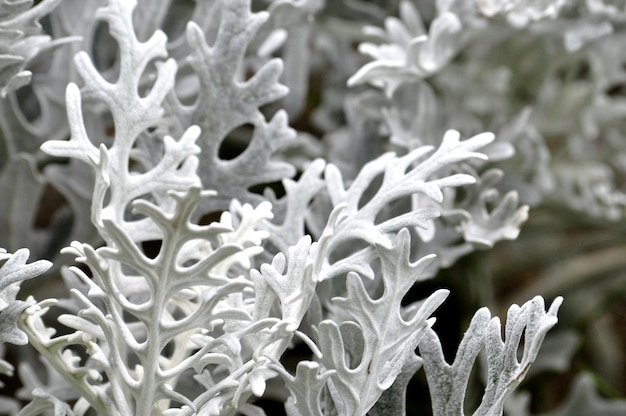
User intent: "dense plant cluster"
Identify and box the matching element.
[0,0,625,415]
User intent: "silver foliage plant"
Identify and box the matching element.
[0,0,625,415]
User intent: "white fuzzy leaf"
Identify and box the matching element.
[317,229,448,415]
[419,296,562,416]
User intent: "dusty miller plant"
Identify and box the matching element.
[0,0,625,415]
